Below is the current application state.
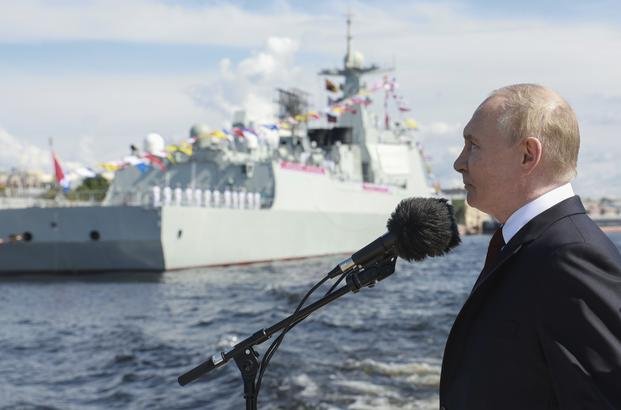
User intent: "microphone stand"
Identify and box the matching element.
[178,256,397,409]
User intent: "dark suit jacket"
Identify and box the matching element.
[439,196,621,410]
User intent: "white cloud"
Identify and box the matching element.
[0,0,314,47]
[0,73,213,165]
[419,122,463,136]
[266,37,298,56]
[0,128,92,180]
[446,145,463,157]
[0,1,620,196]
[189,36,308,125]
[77,135,97,166]
[0,128,50,172]
[573,147,621,198]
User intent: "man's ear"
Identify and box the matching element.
[521,137,542,174]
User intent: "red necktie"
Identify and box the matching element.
[482,227,505,274]
[472,227,505,291]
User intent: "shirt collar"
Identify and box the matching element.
[502,183,575,244]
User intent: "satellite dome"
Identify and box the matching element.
[144,132,165,154]
[352,51,364,68]
[347,51,365,69]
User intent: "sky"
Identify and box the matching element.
[0,0,620,197]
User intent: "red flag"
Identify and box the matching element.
[52,151,65,184]
[145,153,166,171]
[232,127,245,138]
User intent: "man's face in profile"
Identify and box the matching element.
[453,98,522,218]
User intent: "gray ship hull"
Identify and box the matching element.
[0,206,164,273]
[0,205,389,273]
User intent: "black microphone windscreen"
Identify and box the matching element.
[386,197,461,262]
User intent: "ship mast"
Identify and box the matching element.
[318,15,382,100]
[344,12,352,69]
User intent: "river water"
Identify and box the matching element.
[2,233,620,409]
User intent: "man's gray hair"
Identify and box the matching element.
[491,83,580,182]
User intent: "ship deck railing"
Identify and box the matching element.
[0,189,107,209]
[0,196,103,209]
[1,189,271,210]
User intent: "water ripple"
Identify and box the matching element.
[1,234,617,409]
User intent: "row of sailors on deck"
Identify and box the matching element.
[151,186,262,209]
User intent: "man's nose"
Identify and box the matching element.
[454,147,467,173]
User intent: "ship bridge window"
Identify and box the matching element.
[308,127,353,148]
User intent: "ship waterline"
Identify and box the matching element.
[0,205,394,273]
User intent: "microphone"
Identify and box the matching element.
[327,197,461,278]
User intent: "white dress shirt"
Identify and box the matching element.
[502,183,575,244]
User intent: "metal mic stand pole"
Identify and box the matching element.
[178,257,397,409]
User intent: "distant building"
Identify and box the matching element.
[442,186,496,235]
[0,169,53,193]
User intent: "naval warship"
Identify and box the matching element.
[0,20,434,273]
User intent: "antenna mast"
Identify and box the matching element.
[345,12,352,68]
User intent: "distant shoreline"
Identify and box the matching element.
[601,225,621,234]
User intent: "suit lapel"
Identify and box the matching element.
[469,195,587,296]
[470,241,523,294]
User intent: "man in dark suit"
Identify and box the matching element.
[440,84,621,409]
